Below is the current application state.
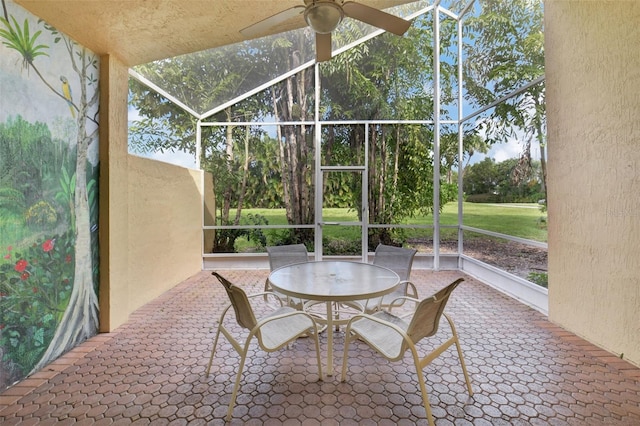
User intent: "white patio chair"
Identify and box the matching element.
[341,277,472,426]
[207,272,323,421]
[264,243,309,308]
[360,243,418,313]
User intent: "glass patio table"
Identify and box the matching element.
[267,260,399,375]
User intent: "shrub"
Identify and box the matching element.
[213,213,268,253]
[465,193,500,203]
[323,237,361,255]
[0,231,74,378]
[24,201,57,227]
[527,272,548,288]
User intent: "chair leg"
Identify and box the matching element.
[445,313,473,396]
[454,338,473,396]
[206,327,223,377]
[333,302,340,331]
[413,351,436,426]
[226,347,249,421]
[340,329,355,382]
[311,326,324,380]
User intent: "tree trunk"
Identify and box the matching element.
[272,89,290,213]
[390,125,401,213]
[33,49,98,371]
[222,108,234,223]
[234,124,250,225]
[534,97,547,204]
[296,67,310,227]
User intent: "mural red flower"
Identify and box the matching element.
[42,239,54,252]
[15,259,28,272]
[21,272,30,281]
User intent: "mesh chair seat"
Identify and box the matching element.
[348,310,409,359]
[258,306,316,349]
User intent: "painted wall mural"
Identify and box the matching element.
[0,0,99,392]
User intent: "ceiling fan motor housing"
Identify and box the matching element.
[304,0,345,34]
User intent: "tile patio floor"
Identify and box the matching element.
[1,269,639,425]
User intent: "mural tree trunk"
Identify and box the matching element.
[30,44,99,371]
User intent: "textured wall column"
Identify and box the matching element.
[98,55,130,331]
[546,1,640,366]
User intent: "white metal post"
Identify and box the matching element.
[314,63,323,261]
[196,119,204,262]
[362,124,369,261]
[433,6,441,271]
[457,16,464,268]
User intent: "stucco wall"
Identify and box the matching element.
[99,56,205,331]
[546,1,640,367]
[127,155,204,315]
[99,55,129,332]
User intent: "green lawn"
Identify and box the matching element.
[443,202,547,242]
[235,202,547,248]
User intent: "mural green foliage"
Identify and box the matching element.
[55,166,76,230]
[0,15,48,69]
[0,116,73,246]
[0,0,100,390]
[0,115,77,381]
[0,116,67,212]
[0,230,74,378]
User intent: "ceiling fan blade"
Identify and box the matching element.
[316,32,332,62]
[240,6,305,38]
[342,2,411,36]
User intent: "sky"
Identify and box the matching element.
[127,106,197,168]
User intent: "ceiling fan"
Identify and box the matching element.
[240,0,412,62]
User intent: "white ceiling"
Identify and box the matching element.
[15,0,415,66]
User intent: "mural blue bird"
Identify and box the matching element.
[60,76,75,118]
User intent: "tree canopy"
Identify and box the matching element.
[462,0,546,199]
[128,1,546,251]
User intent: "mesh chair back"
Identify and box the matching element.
[406,278,464,344]
[373,244,417,281]
[267,244,309,270]
[212,272,258,330]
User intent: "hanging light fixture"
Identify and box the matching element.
[304,1,344,34]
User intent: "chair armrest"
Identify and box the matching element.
[404,280,418,299]
[347,312,397,330]
[386,295,419,310]
[249,291,284,307]
[257,308,316,327]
